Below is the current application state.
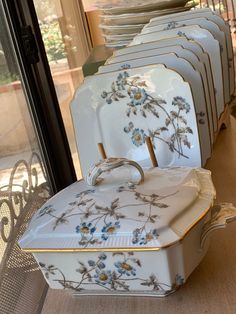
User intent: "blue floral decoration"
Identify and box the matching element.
[132,228,159,245]
[131,128,146,147]
[130,87,148,106]
[115,261,136,276]
[120,64,131,69]
[116,71,129,90]
[98,253,107,260]
[101,221,120,240]
[75,222,96,235]
[172,96,191,113]
[94,269,112,285]
[139,229,159,245]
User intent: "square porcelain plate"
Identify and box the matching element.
[110,37,217,128]
[130,25,225,117]
[141,18,230,104]
[98,45,218,133]
[71,65,201,177]
[97,51,212,163]
[146,9,234,96]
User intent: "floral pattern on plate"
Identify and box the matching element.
[101,71,193,159]
[39,252,184,294]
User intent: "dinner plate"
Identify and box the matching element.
[146,9,234,96]
[110,37,217,126]
[102,32,138,41]
[99,4,195,26]
[97,0,190,14]
[102,44,216,133]
[130,25,225,117]
[99,23,145,35]
[97,51,213,159]
[71,65,202,176]
[141,18,230,104]
[105,41,131,48]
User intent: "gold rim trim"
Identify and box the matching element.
[21,203,213,253]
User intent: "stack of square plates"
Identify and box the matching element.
[71,8,234,178]
[96,0,196,47]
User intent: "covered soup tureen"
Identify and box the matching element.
[19,158,236,296]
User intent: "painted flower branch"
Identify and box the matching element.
[39,252,183,293]
[101,71,193,158]
[37,183,178,247]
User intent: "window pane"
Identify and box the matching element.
[0,3,52,313]
[33,0,91,179]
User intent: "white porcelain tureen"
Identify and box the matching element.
[19,158,236,297]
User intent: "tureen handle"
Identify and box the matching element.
[200,203,236,248]
[86,157,144,186]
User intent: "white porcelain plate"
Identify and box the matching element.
[99,23,145,35]
[98,52,213,159]
[131,25,225,117]
[146,9,235,96]
[100,44,215,137]
[141,18,230,104]
[71,65,201,177]
[99,4,195,26]
[110,37,217,127]
[97,0,190,14]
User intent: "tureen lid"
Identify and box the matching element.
[19,165,215,252]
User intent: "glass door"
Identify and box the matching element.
[0,3,50,314]
[33,0,92,179]
[0,1,76,313]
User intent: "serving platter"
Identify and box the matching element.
[130,25,225,117]
[71,65,201,177]
[141,18,230,104]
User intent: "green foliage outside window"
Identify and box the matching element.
[39,19,66,63]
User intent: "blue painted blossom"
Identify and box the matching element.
[75,222,96,235]
[88,260,96,267]
[172,96,191,113]
[120,64,131,69]
[101,221,120,240]
[94,269,112,285]
[130,87,147,106]
[132,228,159,245]
[131,128,146,147]
[139,229,159,245]
[116,71,129,90]
[115,261,136,276]
[177,31,186,37]
[98,253,107,260]
[38,204,54,217]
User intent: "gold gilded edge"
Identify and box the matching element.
[21,204,212,253]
